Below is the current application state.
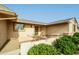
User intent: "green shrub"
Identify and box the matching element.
[72,36,79,44]
[73,32,79,37]
[72,32,79,44]
[27,44,60,55]
[72,32,79,53]
[54,35,77,55]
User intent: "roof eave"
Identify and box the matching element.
[0,10,17,17]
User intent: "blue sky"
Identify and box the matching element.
[5,4,79,23]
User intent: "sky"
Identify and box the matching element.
[5,4,79,23]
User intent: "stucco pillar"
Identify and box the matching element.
[68,23,73,35]
[38,26,41,36]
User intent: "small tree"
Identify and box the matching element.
[27,44,60,55]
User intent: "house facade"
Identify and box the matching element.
[0,5,79,54]
[13,17,78,43]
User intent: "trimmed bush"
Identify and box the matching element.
[27,44,60,55]
[54,35,77,55]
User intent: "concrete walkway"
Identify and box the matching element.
[0,49,20,55]
[0,39,20,54]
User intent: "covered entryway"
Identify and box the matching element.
[0,10,17,50]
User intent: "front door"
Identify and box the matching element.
[35,26,39,35]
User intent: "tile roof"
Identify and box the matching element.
[0,4,11,12]
[0,4,16,17]
[16,19,47,25]
[16,17,77,25]
[47,17,77,25]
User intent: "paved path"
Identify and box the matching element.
[0,49,20,55]
[0,39,20,54]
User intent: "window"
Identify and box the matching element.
[14,23,24,31]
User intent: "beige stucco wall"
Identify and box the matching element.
[41,26,46,36]
[8,18,78,43]
[8,21,19,40]
[8,22,35,42]
[77,28,79,32]
[18,24,35,42]
[46,19,78,36]
[46,23,69,36]
[0,20,8,49]
[8,22,47,42]
[7,22,72,43]
[38,26,46,36]
[68,19,78,35]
